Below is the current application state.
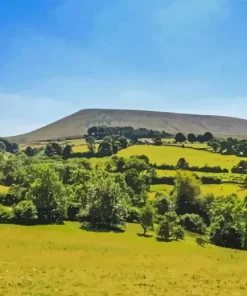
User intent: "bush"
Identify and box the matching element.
[153,194,170,216]
[156,212,184,242]
[127,207,140,223]
[13,200,38,224]
[196,236,208,247]
[0,205,14,223]
[180,214,206,234]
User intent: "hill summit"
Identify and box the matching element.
[6,108,247,143]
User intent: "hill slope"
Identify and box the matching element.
[6,109,247,143]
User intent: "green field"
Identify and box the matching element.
[1,222,247,296]
[0,185,9,193]
[118,145,245,169]
[150,184,247,199]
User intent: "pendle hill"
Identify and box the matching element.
[6,109,247,143]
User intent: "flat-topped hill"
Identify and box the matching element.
[6,109,247,143]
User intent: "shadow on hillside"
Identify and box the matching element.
[137,233,153,238]
[80,223,125,233]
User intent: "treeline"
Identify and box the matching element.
[175,132,214,143]
[87,126,173,140]
[208,137,247,157]
[1,153,247,250]
[23,136,130,159]
[153,158,228,173]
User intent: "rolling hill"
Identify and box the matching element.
[6,108,247,143]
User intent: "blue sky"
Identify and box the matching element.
[1,0,247,136]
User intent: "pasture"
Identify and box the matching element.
[118,145,244,170]
[0,185,9,194]
[1,222,247,296]
[150,184,247,199]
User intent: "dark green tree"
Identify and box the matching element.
[187,133,196,144]
[62,144,72,160]
[175,133,186,143]
[140,204,154,236]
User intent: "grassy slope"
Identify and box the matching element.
[6,109,247,143]
[0,222,247,296]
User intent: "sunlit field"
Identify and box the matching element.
[118,145,245,170]
[150,184,247,199]
[0,222,247,296]
[0,185,9,193]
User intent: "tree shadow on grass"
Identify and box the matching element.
[80,223,125,233]
[137,233,153,238]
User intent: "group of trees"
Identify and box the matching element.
[0,138,19,154]
[1,151,247,250]
[87,126,172,140]
[87,136,129,157]
[208,137,247,157]
[175,132,214,144]
[139,171,247,249]
[0,154,152,226]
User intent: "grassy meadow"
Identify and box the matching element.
[118,145,244,170]
[150,184,247,199]
[1,222,247,296]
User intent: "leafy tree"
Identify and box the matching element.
[26,166,68,223]
[197,134,206,143]
[174,171,201,215]
[204,132,214,142]
[0,205,14,223]
[98,141,113,156]
[112,141,120,154]
[208,195,247,250]
[156,212,184,241]
[140,205,154,236]
[0,138,19,154]
[154,138,162,146]
[62,144,72,160]
[44,142,62,157]
[180,214,206,234]
[86,136,96,153]
[208,140,220,152]
[153,193,170,216]
[24,146,37,157]
[176,158,189,170]
[119,137,128,149]
[175,133,186,143]
[85,172,129,228]
[0,141,6,152]
[187,133,196,144]
[13,200,38,223]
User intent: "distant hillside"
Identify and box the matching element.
[5,109,247,143]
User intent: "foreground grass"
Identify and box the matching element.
[150,184,247,199]
[0,223,247,296]
[118,145,245,169]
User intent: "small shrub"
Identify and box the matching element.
[140,205,154,236]
[127,207,140,223]
[0,205,14,223]
[13,200,38,224]
[196,236,208,247]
